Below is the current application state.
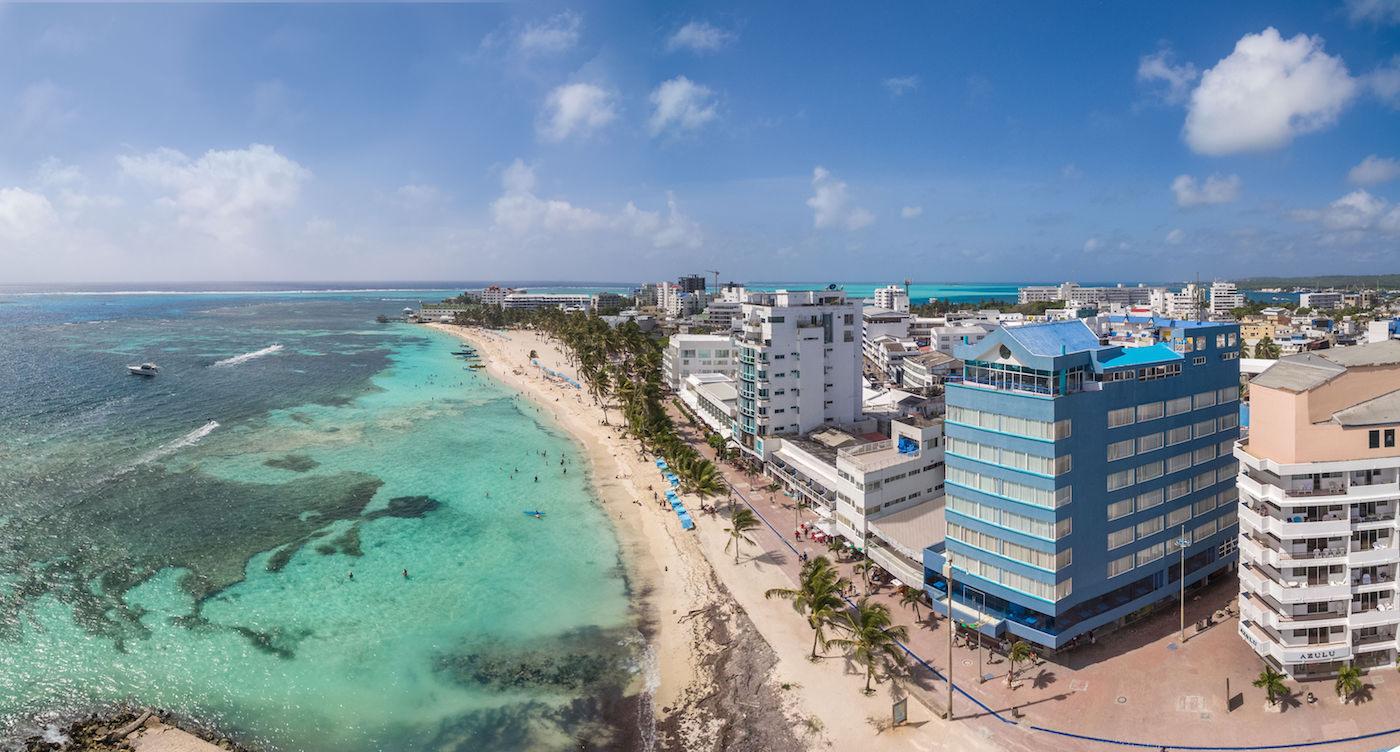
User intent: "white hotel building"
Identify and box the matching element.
[733,289,862,461]
[1237,341,1400,678]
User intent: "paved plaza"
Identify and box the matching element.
[667,406,1400,752]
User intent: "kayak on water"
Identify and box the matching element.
[522,510,546,517]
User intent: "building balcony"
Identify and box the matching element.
[1240,562,1350,604]
[1239,503,1354,539]
[1239,620,1353,666]
[1350,544,1400,568]
[1241,593,1348,633]
[1354,629,1398,652]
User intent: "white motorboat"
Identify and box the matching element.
[127,362,160,376]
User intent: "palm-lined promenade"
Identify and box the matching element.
[437,310,1400,752]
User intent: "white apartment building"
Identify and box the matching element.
[662,333,736,391]
[1301,291,1345,311]
[901,351,960,393]
[733,289,862,460]
[1152,284,1206,320]
[657,282,702,319]
[679,373,739,438]
[767,417,945,552]
[1237,341,1400,678]
[1209,282,1245,318]
[874,284,911,313]
[501,293,593,310]
[1018,282,1161,308]
[700,299,744,331]
[927,324,993,355]
[480,285,519,306]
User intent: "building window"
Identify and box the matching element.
[1137,460,1164,483]
[1108,498,1134,521]
[1168,452,1192,474]
[1371,430,1381,449]
[1107,468,1135,492]
[1136,516,1164,538]
[1108,554,1135,578]
[1136,542,1165,566]
[1194,391,1217,410]
[1388,430,1396,449]
[1166,396,1192,416]
[1167,425,1192,446]
[1108,407,1135,428]
[1166,479,1191,501]
[1108,439,1135,462]
[1138,432,1165,453]
[1167,506,1191,527]
[1108,527,1135,550]
[1137,402,1164,422]
[1136,487,1164,510]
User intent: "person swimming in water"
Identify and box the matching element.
[402,569,409,579]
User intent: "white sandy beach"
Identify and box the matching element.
[430,323,999,752]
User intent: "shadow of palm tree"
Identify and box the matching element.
[1277,691,1302,712]
[1030,669,1057,690]
[747,549,790,567]
[1351,683,1376,705]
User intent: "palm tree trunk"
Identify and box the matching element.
[866,663,873,693]
[811,628,820,659]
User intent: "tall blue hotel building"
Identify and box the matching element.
[924,319,1242,650]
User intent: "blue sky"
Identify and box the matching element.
[1,1,1397,284]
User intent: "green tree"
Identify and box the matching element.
[1253,665,1288,706]
[1335,663,1362,705]
[725,508,761,564]
[1254,336,1281,360]
[682,458,726,503]
[1006,640,1033,687]
[765,557,852,659]
[825,597,910,694]
[898,588,925,622]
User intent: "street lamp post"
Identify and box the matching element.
[943,555,954,720]
[969,588,987,683]
[1177,525,1190,643]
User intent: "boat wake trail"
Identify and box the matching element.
[113,421,220,477]
[212,344,283,367]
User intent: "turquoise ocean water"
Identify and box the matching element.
[0,289,642,751]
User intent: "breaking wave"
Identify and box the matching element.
[212,344,283,367]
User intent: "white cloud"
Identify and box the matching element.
[1083,237,1102,252]
[0,188,58,239]
[648,76,718,137]
[1348,155,1400,186]
[491,159,701,249]
[1137,48,1198,104]
[117,143,310,241]
[1060,163,1083,179]
[1346,0,1400,24]
[883,75,920,96]
[538,83,617,142]
[15,80,76,136]
[1293,189,1400,233]
[1184,28,1357,155]
[1369,56,1400,108]
[1165,228,1186,245]
[665,21,734,54]
[516,12,581,56]
[900,205,924,219]
[1171,173,1242,207]
[395,183,444,208]
[807,166,873,231]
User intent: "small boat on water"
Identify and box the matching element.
[451,350,475,356]
[522,510,546,517]
[469,364,486,369]
[127,363,160,376]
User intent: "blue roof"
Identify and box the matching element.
[1004,321,1102,357]
[1095,343,1182,368]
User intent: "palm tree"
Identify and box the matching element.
[765,557,852,659]
[1335,663,1363,705]
[682,459,726,503]
[1253,665,1288,706]
[898,588,925,622]
[826,538,848,561]
[1254,336,1281,360]
[1006,640,1033,687]
[825,597,910,694]
[725,508,761,564]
